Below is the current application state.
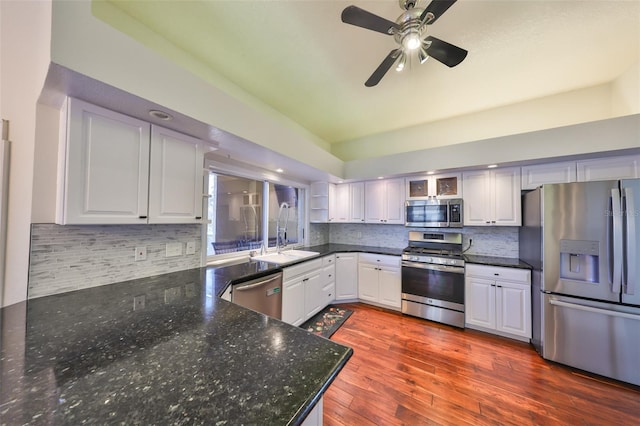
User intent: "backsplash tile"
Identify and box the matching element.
[28,224,202,299]
[311,223,519,258]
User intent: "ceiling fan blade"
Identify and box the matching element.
[424,36,467,67]
[420,0,457,24]
[365,49,402,87]
[342,5,399,35]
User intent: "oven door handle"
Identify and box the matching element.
[402,261,465,274]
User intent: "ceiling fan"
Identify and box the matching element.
[341,0,468,87]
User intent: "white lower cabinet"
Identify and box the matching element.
[335,253,358,301]
[465,264,532,341]
[301,396,323,426]
[357,253,401,310]
[282,257,336,326]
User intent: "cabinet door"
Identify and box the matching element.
[433,173,462,198]
[521,161,576,190]
[63,98,150,224]
[577,155,640,182]
[331,183,350,222]
[364,180,385,223]
[462,170,490,226]
[349,182,365,223]
[148,126,205,224]
[384,178,405,224]
[492,168,521,226]
[304,271,324,320]
[282,278,305,326]
[465,276,496,329]
[335,253,358,300]
[378,266,401,308]
[358,263,379,302]
[496,281,532,338]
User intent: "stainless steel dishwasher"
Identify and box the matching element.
[231,272,283,319]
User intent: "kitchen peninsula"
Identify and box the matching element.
[0,260,353,425]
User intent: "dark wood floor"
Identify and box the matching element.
[323,303,640,426]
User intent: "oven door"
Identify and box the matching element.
[401,261,465,311]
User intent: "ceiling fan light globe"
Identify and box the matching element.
[403,33,421,50]
[395,52,407,72]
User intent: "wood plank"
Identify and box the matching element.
[323,303,640,425]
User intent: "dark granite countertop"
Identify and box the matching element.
[464,254,532,269]
[0,266,352,425]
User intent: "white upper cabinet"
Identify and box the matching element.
[406,173,462,199]
[521,161,576,190]
[349,182,365,223]
[576,154,640,182]
[463,167,521,226]
[329,183,350,222]
[60,98,151,224]
[58,98,205,225]
[365,178,404,224]
[148,126,205,224]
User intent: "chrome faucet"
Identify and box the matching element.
[276,202,290,254]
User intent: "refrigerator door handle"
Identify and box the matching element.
[611,188,623,293]
[623,187,636,295]
[549,298,640,321]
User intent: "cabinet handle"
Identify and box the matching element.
[497,285,502,288]
[195,216,202,220]
[139,215,148,219]
[491,284,496,287]
[491,221,496,223]
[494,273,499,276]
[485,221,491,224]
[303,278,309,282]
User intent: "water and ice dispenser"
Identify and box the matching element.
[559,239,599,283]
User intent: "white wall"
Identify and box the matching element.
[344,114,640,180]
[612,61,640,116]
[333,83,623,162]
[0,0,52,307]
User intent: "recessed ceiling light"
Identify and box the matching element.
[276,168,284,173]
[488,164,498,168]
[149,110,173,121]
[377,176,384,179]
[426,171,435,175]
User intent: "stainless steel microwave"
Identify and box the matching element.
[405,199,463,228]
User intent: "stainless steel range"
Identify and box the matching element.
[401,231,465,328]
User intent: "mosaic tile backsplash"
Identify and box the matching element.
[28,224,202,299]
[310,223,519,257]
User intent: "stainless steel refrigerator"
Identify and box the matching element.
[520,179,640,387]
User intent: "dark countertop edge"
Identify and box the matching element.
[464,254,533,270]
[290,346,354,426]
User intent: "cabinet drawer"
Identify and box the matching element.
[322,264,335,283]
[466,264,530,284]
[283,258,323,281]
[322,255,335,266]
[358,253,400,268]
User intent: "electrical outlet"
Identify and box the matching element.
[133,295,145,310]
[164,286,181,303]
[135,246,147,261]
[166,242,183,257]
[186,241,196,255]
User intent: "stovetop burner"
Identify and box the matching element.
[402,231,465,266]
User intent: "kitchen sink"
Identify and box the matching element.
[252,249,320,265]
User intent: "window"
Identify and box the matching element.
[207,172,305,259]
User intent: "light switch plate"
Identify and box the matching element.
[166,242,183,257]
[186,241,196,255]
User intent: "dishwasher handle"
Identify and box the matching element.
[234,274,281,292]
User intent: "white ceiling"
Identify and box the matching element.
[107,0,640,147]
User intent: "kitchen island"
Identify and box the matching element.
[0,262,352,425]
